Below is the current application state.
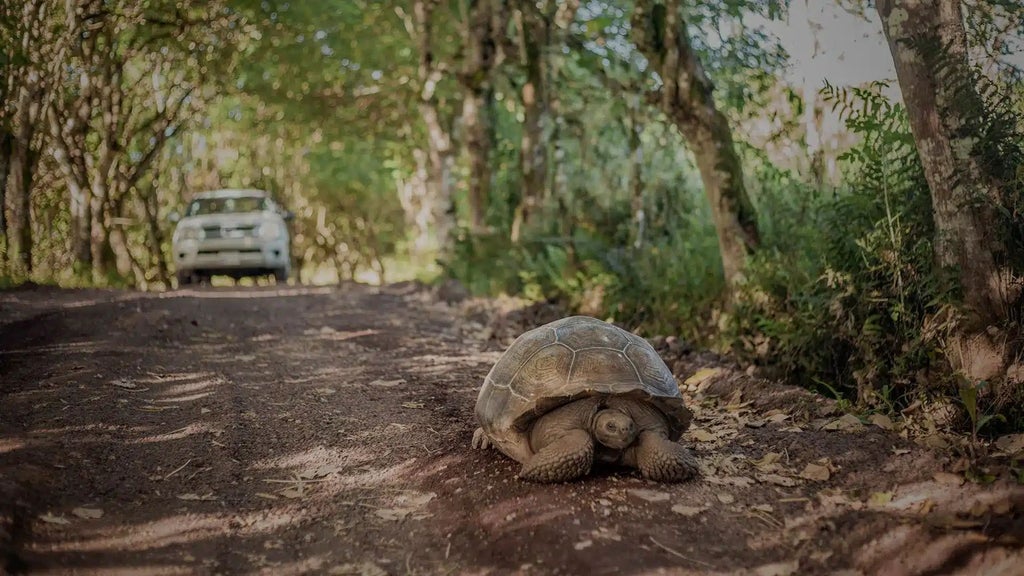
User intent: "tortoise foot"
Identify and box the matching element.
[472,427,492,450]
[518,430,593,483]
[637,432,699,482]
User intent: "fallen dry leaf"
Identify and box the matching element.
[823,414,863,432]
[689,429,718,443]
[375,491,436,521]
[71,507,103,519]
[684,367,721,386]
[995,433,1024,455]
[869,414,895,430]
[752,452,783,471]
[401,401,425,409]
[573,539,593,550]
[628,489,670,503]
[970,500,990,517]
[717,493,736,504]
[918,433,949,449]
[868,491,893,508]
[671,504,707,517]
[39,513,71,525]
[590,527,622,541]
[799,462,831,482]
[750,503,774,513]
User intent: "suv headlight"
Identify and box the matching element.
[176,225,205,241]
[257,222,282,240]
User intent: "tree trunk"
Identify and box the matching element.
[509,1,578,243]
[69,180,91,265]
[877,0,1016,381]
[628,98,645,249]
[0,131,11,256]
[408,0,456,255]
[140,186,170,285]
[89,182,112,281]
[462,87,493,233]
[5,79,41,277]
[877,0,1012,329]
[631,0,759,289]
[510,23,546,243]
[5,145,32,276]
[459,0,498,234]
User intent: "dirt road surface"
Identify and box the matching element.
[1,284,1022,576]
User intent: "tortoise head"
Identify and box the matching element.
[592,408,638,449]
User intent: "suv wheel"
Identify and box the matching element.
[273,268,289,284]
[176,271,192,287]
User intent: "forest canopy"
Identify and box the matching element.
[2,0,1023,433]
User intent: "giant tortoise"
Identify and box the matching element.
[472,315,697,483]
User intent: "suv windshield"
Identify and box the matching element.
[186,196,267,216]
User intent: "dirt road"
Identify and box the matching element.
[1,284,1022,576]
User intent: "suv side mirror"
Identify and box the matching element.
[168,211,181,224]
[283,210,295,222]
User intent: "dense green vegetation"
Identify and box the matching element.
[2,0,1022,433]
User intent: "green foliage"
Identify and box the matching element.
[727,82,957,410]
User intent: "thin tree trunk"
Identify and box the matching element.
[0,131,11,260]
[5,146,32,276]
[509,0,578,243]
[510,4,547,243]
[628,97,645,249]
[877,0,1012,330]
[140,186,170,285]
[462,86,493,233]
[459,0,498,234]
[89,182,112,281]
[632,0,759,290]
[407,0,456,255]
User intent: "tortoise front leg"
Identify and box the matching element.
[634,431,699,482]
[518,429,594,483]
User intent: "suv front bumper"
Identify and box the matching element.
[173,237,290,274]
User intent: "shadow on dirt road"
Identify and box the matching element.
[0,284,1021,575]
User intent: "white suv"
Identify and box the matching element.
[171,189,293,286]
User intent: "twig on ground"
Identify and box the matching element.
[164,458,192,480]
[649,536,714,568]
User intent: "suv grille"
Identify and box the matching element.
[203,225,257,239]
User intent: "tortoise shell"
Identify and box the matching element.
[475,316,691,441]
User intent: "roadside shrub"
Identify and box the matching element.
[727,82,957,411]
